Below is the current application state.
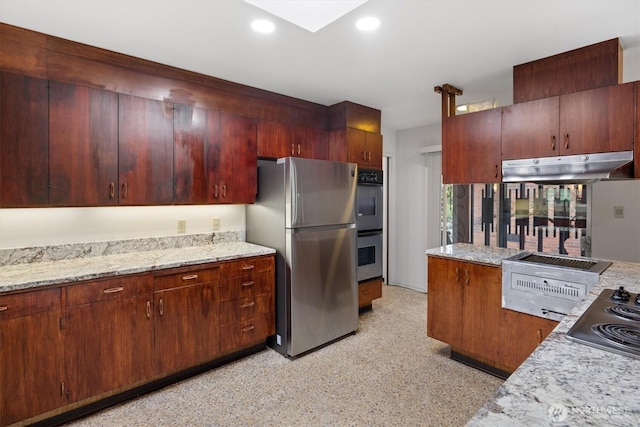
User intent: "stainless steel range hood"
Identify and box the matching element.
[502,151,634,184]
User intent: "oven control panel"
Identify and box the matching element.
[357,169,383,185]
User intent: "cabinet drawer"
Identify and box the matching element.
[221,256,274,278]
[65,274,152,307]
[154,266,220,291]
[0,287,61,319]
[220,315,272,352]
[219,270,274,302]
[358,278,382,308]
[220,293,273,326]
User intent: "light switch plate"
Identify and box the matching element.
[177,219,187,233]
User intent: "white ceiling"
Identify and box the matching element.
[1,0,639,131]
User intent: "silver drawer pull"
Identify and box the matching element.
[242,281,254,287]
[103,287,124,294]
[241,325,255,332]
[0,306,8,312]
[241,265,255,271]
[241,302,255,309]
[182,274,198,281]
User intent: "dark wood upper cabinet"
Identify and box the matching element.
[257,120,291,159]
[502,97,560,160]
[559,82,634,155]
[502,83,635,160]
[290,125,329,160]
[49,82,119,206]
[211,112,257,204]
[0,72,49,207]
[173,104,208,204]
[442,108,501,184]
[513,38,622,103]
[118,94,174,205]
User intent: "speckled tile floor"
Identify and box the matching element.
[64,285,503,427]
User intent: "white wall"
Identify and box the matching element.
[0,205,245,249]
[387,124,441,292]
[591,181,640,262]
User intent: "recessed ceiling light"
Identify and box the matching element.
[356,16,380,31]
[252,19,276,33]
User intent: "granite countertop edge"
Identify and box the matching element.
[0,242,276,293]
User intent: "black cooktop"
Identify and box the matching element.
[566,287,640,360]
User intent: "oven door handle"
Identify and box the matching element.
[358,230,382,237]
[541,308,568,317]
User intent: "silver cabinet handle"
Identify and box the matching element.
[182,274,198,281]
[103,287,124,294]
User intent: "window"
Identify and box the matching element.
[447,183,590,256]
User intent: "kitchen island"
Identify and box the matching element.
[426,243,640,426]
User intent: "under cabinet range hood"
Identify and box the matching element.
[502,151,634,184]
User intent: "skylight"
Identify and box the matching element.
[245,0,368,33]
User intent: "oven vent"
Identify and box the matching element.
[520,254,596,271]
[512,274,585,301]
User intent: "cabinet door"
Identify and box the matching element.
[501,97,560,160]
[499,309,557,372]
[364,131,383,169]
[154,282,220,373]
[63,276,154,403]
[211,112,257,204]
[257,120,291,159]
[560,82,635,155]
[346,127,367,165]
[426,257,463,348]
[460,263,502,364]
[118,94,174,205]
[291,125,328,159]
[49,82,119,206]
[442,108,501,184]
[174,104,208,204]
[0,72,49,207]
[0,288,64,426]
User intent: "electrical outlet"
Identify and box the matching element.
[614,206,624,219]
[177,219,186,234]
[212,217,220,230]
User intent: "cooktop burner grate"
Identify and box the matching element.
[592,323,640,351]
[607,306,640,322]
[520,254,596,271]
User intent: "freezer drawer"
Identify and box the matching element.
[285,225,357,356]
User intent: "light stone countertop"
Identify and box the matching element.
[426,243,640,426]
[0,235,275,293]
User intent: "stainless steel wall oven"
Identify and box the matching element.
[356,169,383,282]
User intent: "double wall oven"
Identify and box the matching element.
[356,169,383,282]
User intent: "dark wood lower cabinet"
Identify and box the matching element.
[63,275,155,403]
[0,254,275,427]
[427,256,559,376]
[153,266,221,373]
[358,277,383,308]
[0,288,64,427]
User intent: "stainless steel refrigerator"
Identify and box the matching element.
[246,157,358,357]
